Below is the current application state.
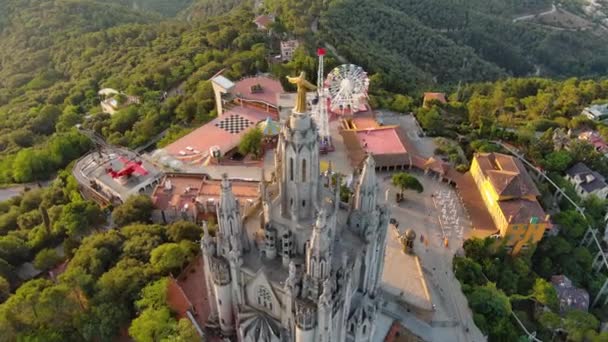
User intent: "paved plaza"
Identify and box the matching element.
[378,171,485,342]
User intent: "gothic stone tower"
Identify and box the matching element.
[200,72,390,342]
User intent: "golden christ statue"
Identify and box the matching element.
[287,72,316,113]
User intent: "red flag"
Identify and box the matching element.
[317,48,326,56]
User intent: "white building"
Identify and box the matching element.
[280,40,300,62]
[582,104,608,122]
[200,89,389,341]
[565,162,608,200]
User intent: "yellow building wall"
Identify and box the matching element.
[504,221,550,254]
[471,155,549,255]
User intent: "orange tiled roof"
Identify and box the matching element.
[254,15,273,28]
[423,92,447,105]
[167,276,193,319]
[151,173,260,213]
[498,199,549,225]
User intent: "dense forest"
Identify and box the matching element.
[321,0,608,94]
[1,0,608,340]
[183,0,247,21]
[0,0,267,184]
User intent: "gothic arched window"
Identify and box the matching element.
[257,286,273,311]
[290,158,294,181]
[302,158,307,182]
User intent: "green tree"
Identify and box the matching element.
[112,195,154,227]
[238,127,263,158]
[542,150,573,173]
[96,258,151,303]
[453,256,485,286]
[168,318,200,342]
[564,310,599,342]
[167,221,202,242]
[467,95,494,127]
[150,243,189,275]
[553,210,587,240]
[390,94,414,113]
[53,200,104,237]
[80,302,131,342]
[0,276,9,302]
[55,105,81,132]
[33,248,62,271]
[417,107,442,133]
[538,311,562,333]
[129,307,177,342]
[0,235,29,265]
[135,277,169,311]
[31,105,61,135]
[531,278,559,311]
[391,172,424,198]
[467,283,513,338]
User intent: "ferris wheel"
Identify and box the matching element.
[326,64,369,113]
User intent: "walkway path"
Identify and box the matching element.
[513,3,557,22]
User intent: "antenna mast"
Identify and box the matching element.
[315,48,330,145]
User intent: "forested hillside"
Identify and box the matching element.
[183,0,246,21]
[106,0,194,17]
[321,0,608,94]
[0,0,268,184]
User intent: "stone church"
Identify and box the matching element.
[200,74,390,342]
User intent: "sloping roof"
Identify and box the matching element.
[233,76,284,107]
[167,276,193,319]
[211,75,235,90]
[423,92,447,106]
[566,162,608,193]
[341,124,411,168]
[152,173,259,213]
[475,153,540,198]
[498,199,549,225]
[579,131,608,153]
[253,15,273,29]
[551,275,590,312]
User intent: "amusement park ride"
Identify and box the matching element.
[313,48,370,153]
[76,125,149,183]
[106,156,149,180]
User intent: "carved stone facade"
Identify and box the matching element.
[200,91,389,342]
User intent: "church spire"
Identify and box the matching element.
[217,173,247,255]
[306,207,333,282]
[354,155,378,212]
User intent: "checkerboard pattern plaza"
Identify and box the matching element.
[215,114,254,134]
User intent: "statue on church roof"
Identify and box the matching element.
[287,71,316,113]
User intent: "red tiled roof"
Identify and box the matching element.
[167,276,193,319]
[152,173,259,214]
[356,127,407,155]
[232,76,284,107]
[579,131,608,152]
[177,256,212,328]
[498,199,549,225]
[254,15,273,29]
[423,92,447,106]
[384,320,424,342]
